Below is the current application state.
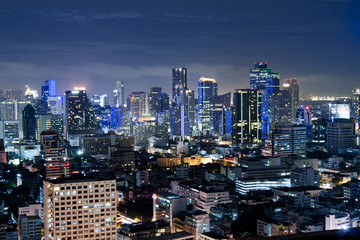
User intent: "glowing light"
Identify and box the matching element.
[74,87,86,91]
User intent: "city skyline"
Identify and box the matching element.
[1,0,360,97]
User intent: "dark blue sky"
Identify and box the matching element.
[1,0,360,98]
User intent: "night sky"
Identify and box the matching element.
[1,0,360,98]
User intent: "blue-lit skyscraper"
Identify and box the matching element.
[41,80,56,101]
[198,76,218,134]
[172,68,187,101]
[250,62,280,138]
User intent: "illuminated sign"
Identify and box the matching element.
[329,103,350,120]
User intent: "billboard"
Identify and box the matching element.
[329,103,350,120]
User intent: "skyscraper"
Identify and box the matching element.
[128,91,148,120]
[149,87,169,117]
[170,68,194,139]
[172,68,187,101]
[113,80,124,108]
[353,89,360,132]
[41,80,56,101]
[64,88,95,134]
[283,78,299,122]
[198,76,218,134]
[232,89,261,146]
[250,62,280,138]
[22,104,37,141]
[327,119,356,155]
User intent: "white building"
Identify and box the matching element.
[325,213,350,230]
[194,190,232,213]
[18,204,44,222]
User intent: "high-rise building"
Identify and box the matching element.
[283,78,299,122]
[172,68,187,101]
[36,114,64,143]
[0,120,20,147]
[43,178,117,240]
[327,119,356,155]
[149,87,169,117]
[212,92,231,136]
[41,80,56,101]
[263,123,307,158]
[18,215,42,240]
[47,95,64,115]
[232,89,261,146]
[170,88,194,139]
[198,76,218,134]
[22,104,37,141]
[250,62,280,138]
[272,89,291,124]
[312,118,327,147]
[353,89,360,132]
[153,192,187,232]
[64,88,95,134]
[41,131,70,180]
[128,91,148,120]
[113,80,124,108]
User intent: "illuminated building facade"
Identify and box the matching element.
[263,123,307,158]
[65,89,95,134]
[41,80,56,101]
[153,192,186,232]
[232,89,261,146]
[113,80,124,108]
[44,179,117,240]
[250,62,280,138]
[235,165,291,195]
[327,119,356,155]
[128,91,148,120]
[22,104,37,141]
[198,76,218,134]
[352,89,360,131]
[149,87,169,117]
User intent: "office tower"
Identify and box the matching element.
[272,89,291,124]
[170,87,195,139]
[0,120,20,146]
[212,92,231,135]
[35,99,50,115]
[153,192,187,232]
[235,165,291,195]
[291,168,320,187]
[47,95,64,115]
[41,80,56,101]
[64,88,95,134]
[36,114,64,142]
[250,62,280,137]
[134,124,168,147]
[263,123,307,158]
[283,78,299,122]
[25,85,39,101]
[41,131,70,179]
[232,89,261,146]
[172,67,187,101]
[128,91,148,120]
[18,215,42,240]
[149,87,170,117]
[113,80,124,108]
[108,145,135,171]
[22,104,37,141]
[312,118,327,147]
[44,178,117,240]
[91,94,108,107]
[198,76,218,134]
[353,89,360,131]
[296,106,312,125]
[327,119,356,155]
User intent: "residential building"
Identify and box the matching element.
[43,178,117,240]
